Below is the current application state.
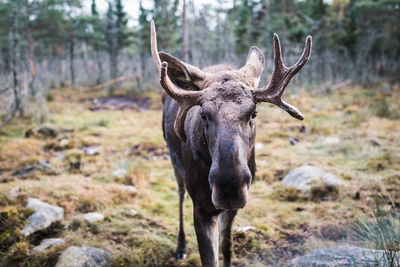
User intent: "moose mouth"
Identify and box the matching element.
[211,183,249,210]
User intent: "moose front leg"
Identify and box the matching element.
[193,206,219,267]
[173,166,187,259]
[219,210,237,267]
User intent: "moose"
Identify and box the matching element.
[151,21,312,266]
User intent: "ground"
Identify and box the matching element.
[0,84,399,266]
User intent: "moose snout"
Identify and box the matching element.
[209,166,251,210]
[211,182,249,210]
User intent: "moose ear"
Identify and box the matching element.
[159,52,206,91]
[240,46,265,88]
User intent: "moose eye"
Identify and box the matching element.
[251,111,258,119]
[200,113,207,120]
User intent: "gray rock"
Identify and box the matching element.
[281,165,341,193]
[25,125,58,138]
[83,212,104,223]
[83,146,100,156]
[368,137,381,147]
[12,160,55,178]
[323,136,341,145]
[118,185,137,194]
[56,246,112,267]
[22,198,64,236]
[8,186,21,199]
[32,238,65,252]
[255,142,264,151]
[112,168,126,178]
[288,245,390,267]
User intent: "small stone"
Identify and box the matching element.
[235,226,256,232]
[8,186,20,199]
[22,198,64,236]
[56,246,112,267]
[119,185,138,194]
[112,169,127,178]
[368,137,381,147]
[289,138,299,146]
[12,160,56,178]
[322,136,341,145]
[83,212,104,223]
[59,139,69,147]
[32,238,65,252]
[130,209,138,216]
[254,142,263,151]
[83,146,100,156]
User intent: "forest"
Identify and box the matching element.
[0,0,399,266]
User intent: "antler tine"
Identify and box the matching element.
[160,62,203,102]
[151,20,161,72]
[253,34,312,120]
[151,21,204,141]
[160,62,203,141]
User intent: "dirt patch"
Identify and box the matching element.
[86,95,151,111]
[129,142,168,159]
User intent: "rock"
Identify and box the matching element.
[83,212,104,223]
[289,138,299,146]
[112,168,127,178]
[288,245,389,267]
[368,137,381,147]
[8,186,21,198]
[323,136,341,145]
[83,146,100,156]
[281,165,341,194]
[118,185,138,194]
[12,160,56,178]
[130,209,138,216]
[22,198,64,236]
[25,125,58,138]
[56,246,112,267]
[255,142,264,151]
[32,238,65,252]
[235,225,256,233]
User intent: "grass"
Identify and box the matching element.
[0,84,399,266]
[351,202,400,267]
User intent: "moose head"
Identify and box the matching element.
[151,21,312,210]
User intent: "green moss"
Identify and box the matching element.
[77,199,103,213]
[111,236,175,267]
[273,186,302,202]
[0,207,33,252]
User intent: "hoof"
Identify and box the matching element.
[176,247,187,260]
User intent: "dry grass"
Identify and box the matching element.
[0,85,399,266]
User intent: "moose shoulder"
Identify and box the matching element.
[151,21,312,267]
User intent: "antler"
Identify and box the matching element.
[151,21,161,72]
[252,34,312,120]
[151,21,203,142]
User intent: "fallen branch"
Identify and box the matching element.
[89,74,139,91]
[331,79,351,90]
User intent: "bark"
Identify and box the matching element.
[9,10,20,117]
[69,31,75,88]
[182,0,189,62]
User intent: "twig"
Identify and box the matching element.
[89,74,139,91]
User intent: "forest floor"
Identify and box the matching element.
[0,84,399,266]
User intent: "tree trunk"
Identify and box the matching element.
[182,0,189,62]
[9,10,20,117]
[69,31,75,88]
